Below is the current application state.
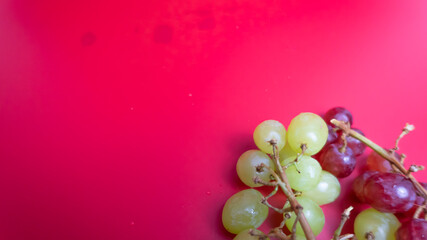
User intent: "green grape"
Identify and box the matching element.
[287,113,328,156]
[253,120,286,154]
[233,229,270,240]
[284,196,325,236]
[222,189,268,234]
[279,140,298,166]
[354,208,400,240]
[301,170,341,205]
[236,150,275,187]
[285,156,322,191]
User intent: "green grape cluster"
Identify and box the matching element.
[222,113,341,239]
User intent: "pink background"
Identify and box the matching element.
[1,0,427,239]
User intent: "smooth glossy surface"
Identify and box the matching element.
[363,172,416,213]
[323,107,353,126]
[222,189,268,234]
[352,171,378,202]
[285,155,322,191]
[233,229,270,240]
[236,150,275,187]
[319,143,356,178]
[302,170,341,205]
[279,140,298,166]
[338,128,366,156]
[326,125,339,145]
[253,120,287,154]
[354,208,400,240]
[396,219,427,240]
[366,150,396,173]
[284,197,325,237]
[287,113,328,156]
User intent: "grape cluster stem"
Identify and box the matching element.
[332,206,354,240]
[331,119,427,218]
[254,139,316,240]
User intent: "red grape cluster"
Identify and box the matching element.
[318,107,426,239]
[317,107,366,178]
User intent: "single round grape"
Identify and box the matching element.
[363,172,416,213]
[352,170,378,202]
[222,189,268,234]
[279,141,298,166]
[233,229,270,240]
[253,120,287,154]
[287,113,328,156]
[402,182,427,218]
[302,170,341,205]
[337,128,366,156]
[354,208,400,240]
[284,196,325,236]
[284,155,322,192]
[319,143,356,178]
[326,125,339,145]
[396,219,427,240]
[366,151,400,173]
[236,150,275,187]
[323,107,353,127]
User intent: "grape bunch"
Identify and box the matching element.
[317,107,366,178]
[222,107,427,240]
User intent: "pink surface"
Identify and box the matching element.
[1,0,427,239]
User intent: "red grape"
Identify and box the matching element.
[319,144,356,178]
[324,107,353,127]
[363,172,416,213]
[326,125,339,145]
[352,170,378,202]
[396,219,427,240]
[366,151,400,173]
[337,128,366,156]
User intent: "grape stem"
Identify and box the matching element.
[330,119,427,201]
[332,206,353,240]
[269,140,317,240]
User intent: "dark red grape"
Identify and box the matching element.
[396,219,427,240]
[366,151,396,173]
[418,182,427,196]
[319,143,356,178]
[337,128,366,156]
[352,170,378,202]
[402,182,427,218]
[324,107,353,127]
[363,172,416,213]
[326,125,339,145]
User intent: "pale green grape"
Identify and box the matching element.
[222,189,268,234]
[236,150,275,187]
[284,196,325,236]
[253,120,286,154]
[233,229,270,240]
[285,155,322,191]
[279,140,298,166]
[302,170,341,205]
[287,113,328,156]
[354,208,400,240]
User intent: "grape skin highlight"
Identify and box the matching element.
[283,155,322,192]
[287,113,328,156]
[302,170,341,205]
[284,196,325,237]
[222,189,268,234]
[253,120,287,154]
[354,208,400,240]
[236,150,275,187]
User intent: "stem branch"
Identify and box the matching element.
[330,119,427,200]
